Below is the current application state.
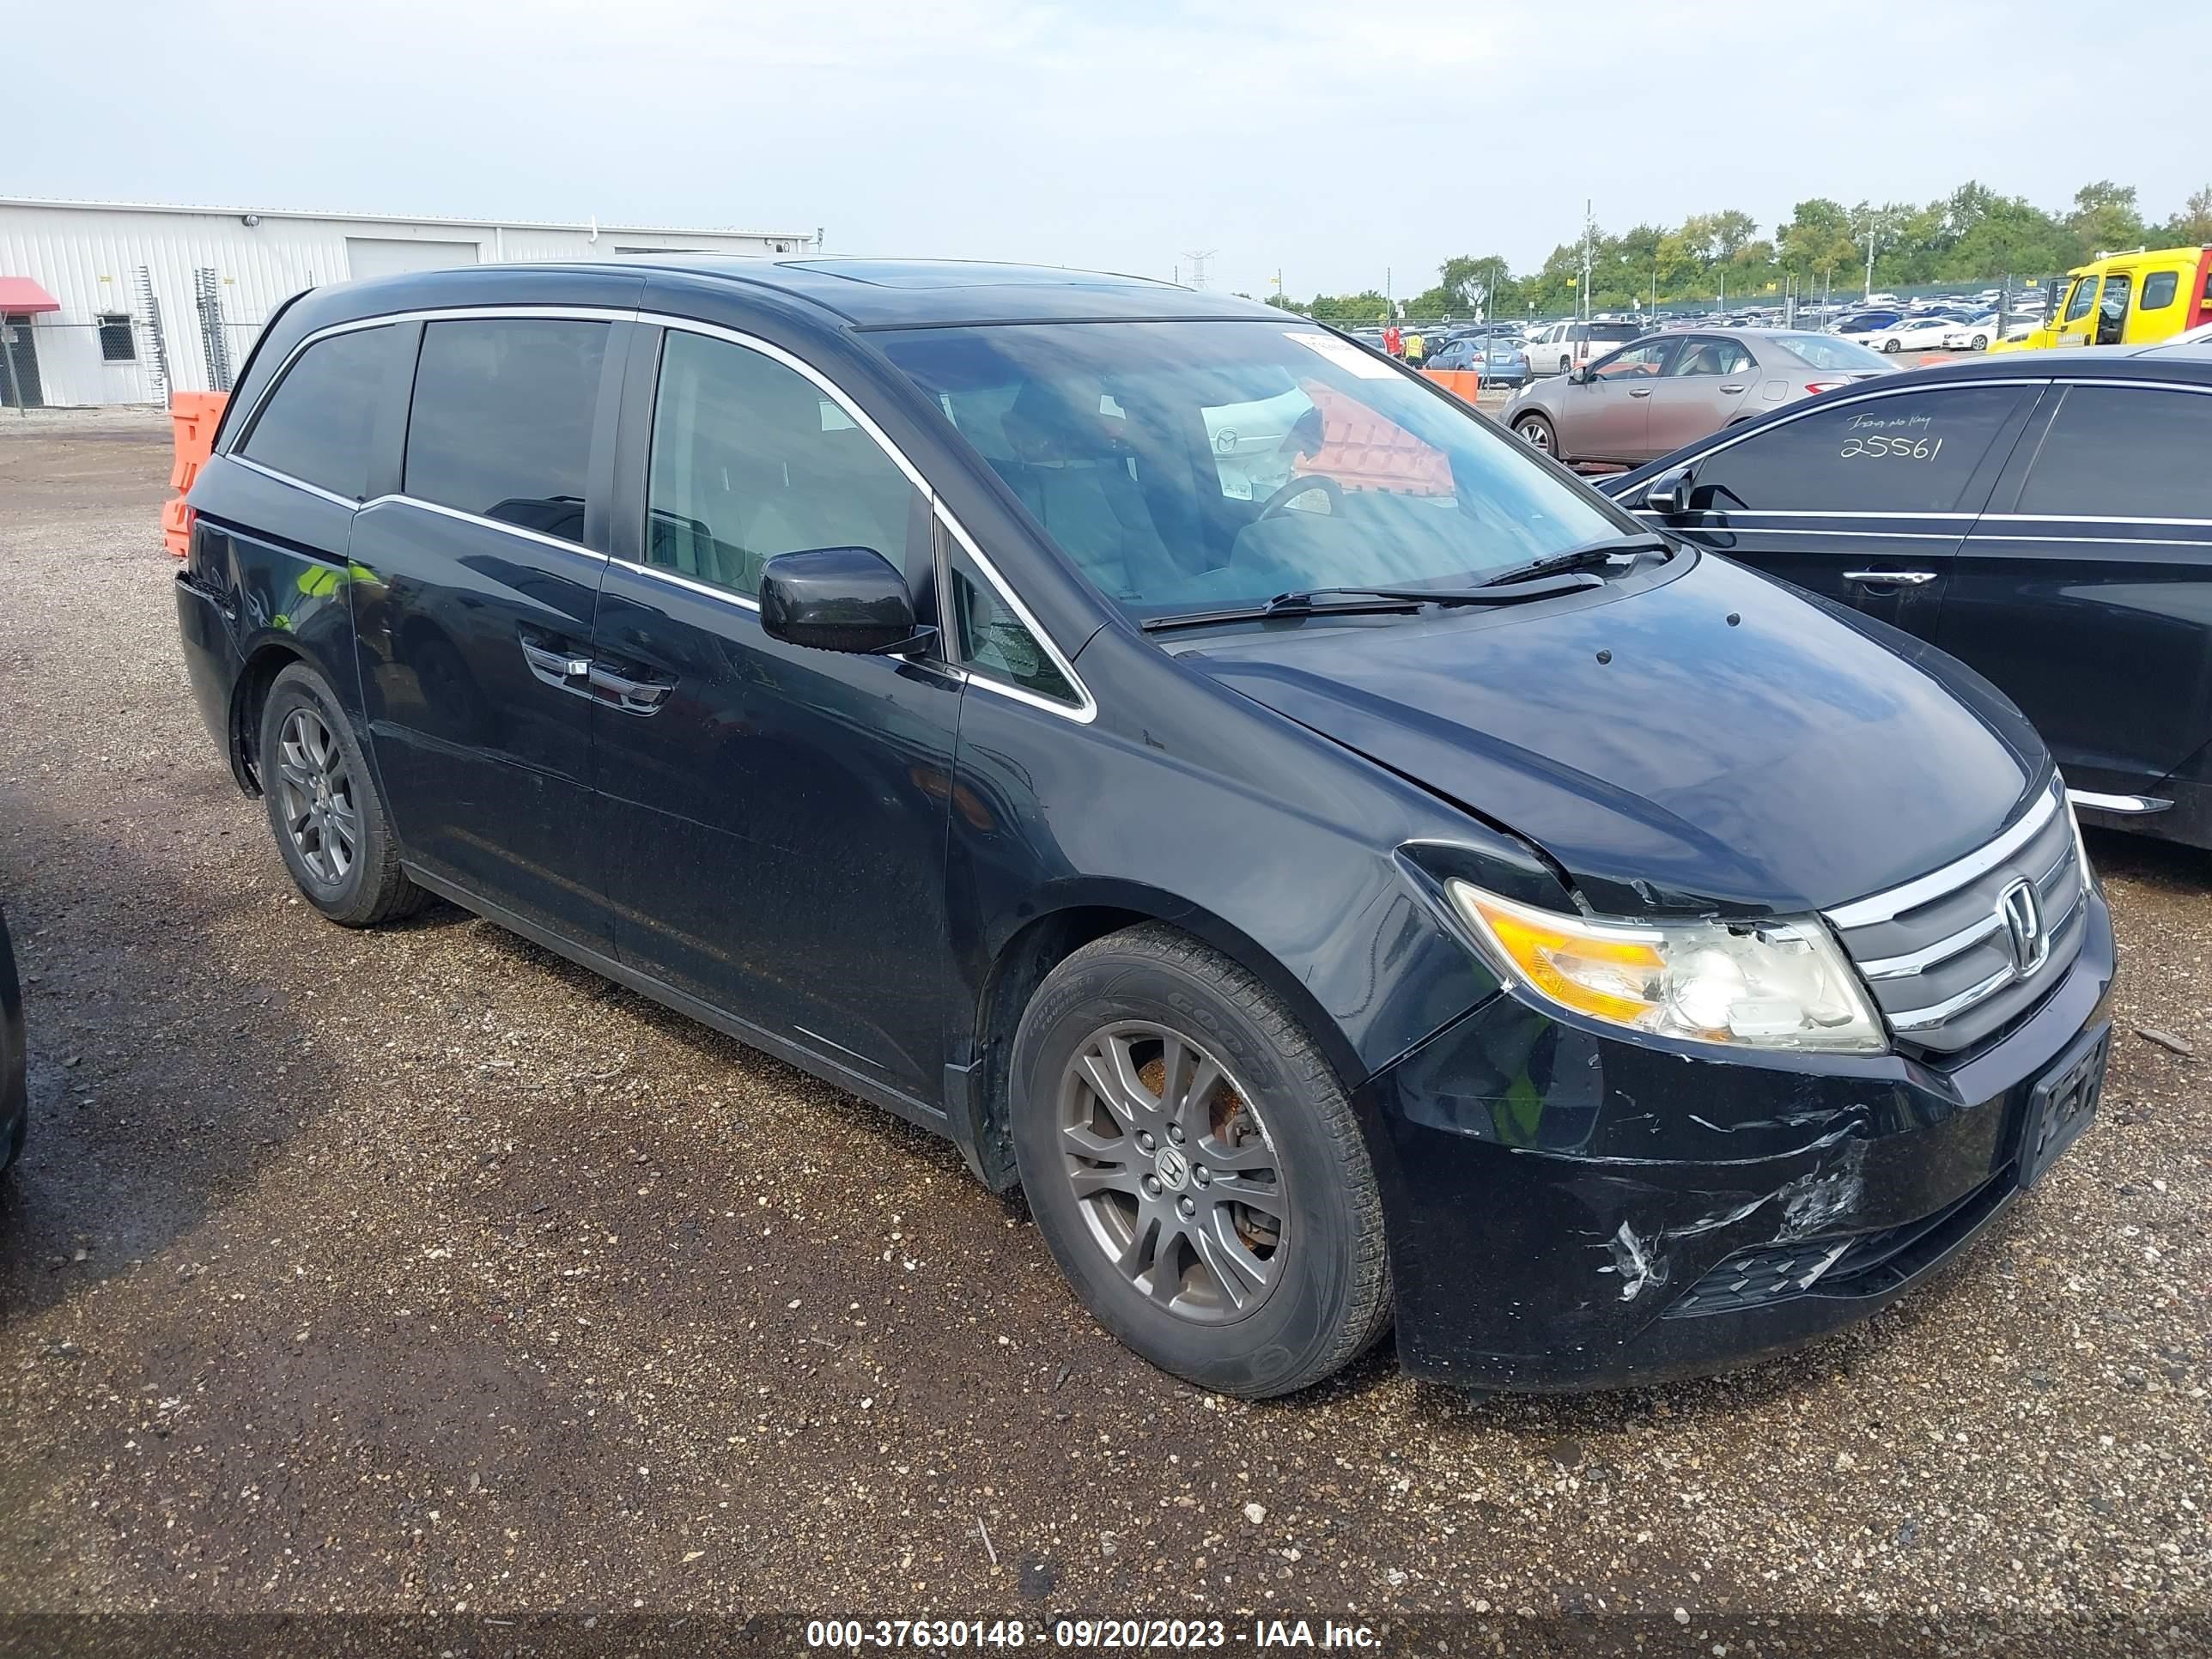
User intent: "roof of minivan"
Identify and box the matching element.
[381,257,1285,328]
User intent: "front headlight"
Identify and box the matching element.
[1447,880,1887,1054]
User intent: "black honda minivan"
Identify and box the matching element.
[175,259,2114,1397]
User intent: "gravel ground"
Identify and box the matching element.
[1,414,2207,1656]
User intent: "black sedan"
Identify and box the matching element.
[1,902,24,1178]
[1600,342,2212,848]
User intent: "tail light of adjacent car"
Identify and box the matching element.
[1802,381,1848,395]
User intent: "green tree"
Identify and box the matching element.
[2160,184,2212,246]
[1778,198,1856,286]
[2067,180,2147,258]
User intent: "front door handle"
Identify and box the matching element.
[1843,569,1937,586]
[586,662,674,714]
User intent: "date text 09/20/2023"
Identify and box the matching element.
[804,1619,1381,1650]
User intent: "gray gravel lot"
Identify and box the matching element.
[1,412,2207,1654]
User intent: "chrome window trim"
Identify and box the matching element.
[227,301,1100,724]
[357,492,611,560]
[228,306,640,445]
[623,557,760,612]
[1983,512,2212,527]
[1826,777,2065,929]
[641,315,1095,720]
[1671,509,1983,520]
[933,501,1099,724]
[1662,526,1965,540]
[230,453,362,510]
[1968,533,2212,548]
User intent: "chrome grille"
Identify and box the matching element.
[1826,779,2086,1054]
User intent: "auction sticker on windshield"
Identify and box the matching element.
[1284,331,1396,379]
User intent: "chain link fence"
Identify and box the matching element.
[2,266,273,412]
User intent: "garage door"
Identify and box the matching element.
[344,238,483,280]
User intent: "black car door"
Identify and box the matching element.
[349,312,631,948]
[1941,380,2212,799]
[586,320,965,1101]
[1626,380,2039,640]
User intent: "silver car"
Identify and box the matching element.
[1502,329,1895,465]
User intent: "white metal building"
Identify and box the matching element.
[0,198,820,408]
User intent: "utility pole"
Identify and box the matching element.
[1580,200,1594,322]
[1182,250,1217,290]
[1852,211,1882,299]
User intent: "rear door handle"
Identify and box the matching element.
[1843,569,1937,586]
[1628,387,1652,398]
[1718,383,1746,393]
[519,636,592,686]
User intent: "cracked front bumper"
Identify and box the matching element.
[1359,888,2115,1392]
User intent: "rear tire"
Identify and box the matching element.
[258,664,428,927]
[1010,925,1392,1398]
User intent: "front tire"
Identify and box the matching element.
[1515,412,1559,457]
[258,663,428,927]
[1883,337,1902,353]
[1010,926,1392,1398]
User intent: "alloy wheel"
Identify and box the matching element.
[1516,418,1553,452]
[1056,1021,1287,1324]
[275,706,359,884]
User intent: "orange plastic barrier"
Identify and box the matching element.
[1419,368,1484,404]
[162,391,228,558]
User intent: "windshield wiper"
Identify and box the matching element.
[1137,575,1607,632]
[1139,593,1424,633]
[1476,533,1673,589]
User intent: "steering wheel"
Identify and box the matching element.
[1256,474,1343,521]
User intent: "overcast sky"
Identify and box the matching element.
[15,1,2203,298]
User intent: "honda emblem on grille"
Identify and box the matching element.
[1998,878,2047,975]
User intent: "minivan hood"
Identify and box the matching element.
[1185,553,2043,917]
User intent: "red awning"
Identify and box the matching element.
[0,277,61,314]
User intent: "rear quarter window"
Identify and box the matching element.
[1686,386,2027,515]
[2141,270,2179,312]
[2018,385,2212,520]
[238,325,398,499]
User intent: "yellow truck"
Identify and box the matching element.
[1991,245,2212,352]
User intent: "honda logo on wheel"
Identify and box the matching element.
[1998,878,2047,975]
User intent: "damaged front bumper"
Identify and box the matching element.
[1360,887,2115,1392]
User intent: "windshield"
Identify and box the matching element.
[1774,333,1890,372]
[877,321,1626,618]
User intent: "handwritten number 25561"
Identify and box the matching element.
[1840,435,1943,460]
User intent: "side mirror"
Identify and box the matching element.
[758,546,930,655]
[1643,464,1695,517]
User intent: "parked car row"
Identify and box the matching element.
[172,259,2119,1401]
